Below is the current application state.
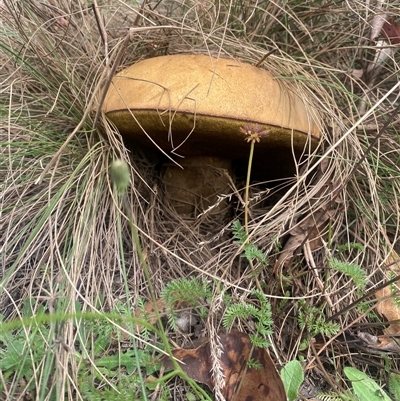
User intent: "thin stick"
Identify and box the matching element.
[244,140,254,235]
[92,1,109,65]
[255,49,277,68]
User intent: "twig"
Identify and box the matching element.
[92,1,109,65]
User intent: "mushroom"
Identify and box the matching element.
[102,54,321,216]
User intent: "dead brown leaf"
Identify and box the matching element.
[135,298,200,331]
[274,159,342,273]
[382,18,400,45]
[134,298,167,334]
[374,246,400,352]
[162,330,286,401]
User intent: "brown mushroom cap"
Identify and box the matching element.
[103,54,321,178]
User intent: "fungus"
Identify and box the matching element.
[103,54,321,216]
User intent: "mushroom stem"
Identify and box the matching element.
[162,156,233,218]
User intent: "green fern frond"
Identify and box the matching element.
[388,270,400,308]
[337,242,365,253]
[249,334,270,348]
[223,303,258,328]
[247,358,263,370]
[136,297,145,310]
[254,321,273,336]
[329,257,367,289]
[276,291,290,313]
[310,317,340,337]
[297,301,339,337]
[232,220,267,266]
[298,310,306,330]
[223,290,273,347]
[161,277,212,308]
[243,245,267,265]
[167,313,178,332]
[198,306,208,319]
[232,220,248,243]
[318,392,356,401]
[252,289,270,310]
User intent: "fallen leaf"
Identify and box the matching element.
[375,252,400,333]
[162,330,286,401]
[382,18,400,45]
[357,331,400,353]
[373,235,400,352]
[274,160,342,273]
[134,298,167,333]
[135,298,199,333]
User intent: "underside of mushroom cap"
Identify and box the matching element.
[103,54,322,178]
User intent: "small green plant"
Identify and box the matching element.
[298,300,340,337]
[388,270,400,308]
[160,277,212,331]
[337,242,365,253]
[344,367,392,401]
[160,276,273,349]
[108,160,212,401]
[318,393,353,401]
[276,290,291,314]
[281,360,304,401]
[223,289,273,348]
[247,358,263,370]
[0,306,46,394]
[328,257,367,291]
[281,364,396,401]
[228,220,273,347]
[389,373,400,401]
[0,299,169,401]
[232,220,267,266]
[319,368,397,401]
[161,277,211,315]
[272,235,283,253]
